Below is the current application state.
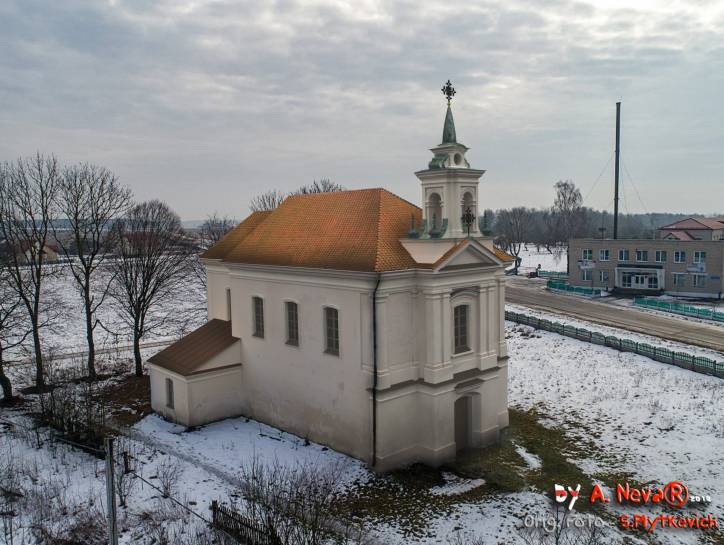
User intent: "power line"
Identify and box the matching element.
[621,156,650,215]
[583,152,614,204]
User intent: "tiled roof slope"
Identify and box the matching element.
[148,319,239,376]
[203,188,512,271]
[214,189,422,272]
[493,247,515,262]
[659,217,724,231]
[201,211,271,260]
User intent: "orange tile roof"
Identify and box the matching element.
[201,211,271,260]
[208,189,420,272]
[204,188,511,272]
[493,247,516,262]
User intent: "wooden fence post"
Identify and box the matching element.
[105,437,119,545]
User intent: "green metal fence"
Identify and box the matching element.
[538,270,568,279]
[634,297,724,323]
[546,279,606,297]
[505,310,723,379]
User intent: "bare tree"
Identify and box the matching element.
[249,179,345,212]
[292,178,345,195]
[0,154,61,391]
[55,163,133,380]
[0,263,32,403]
[552,180,586,243]
[109,200,192,376]
[190,213,237,292]
[495,207,533,262]
[249,189,287,212]
[198,213,236,250]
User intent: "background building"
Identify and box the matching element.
[568,238,723,298]
[656,217,724,241]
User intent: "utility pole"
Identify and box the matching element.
[105,437,119,545]
[613,101,621,240]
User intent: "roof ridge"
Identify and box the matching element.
[379,188,422,212]
[373,189,385,272]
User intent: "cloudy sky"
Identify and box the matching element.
[1,0,723,220]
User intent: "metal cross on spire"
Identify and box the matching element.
[441,80,456,105]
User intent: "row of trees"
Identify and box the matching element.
[249,178,344,212]
[490,180,698,260]
[0,154,229,403]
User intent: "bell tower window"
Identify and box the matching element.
[427,193,442,233]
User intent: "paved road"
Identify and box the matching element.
[506,279,724,353]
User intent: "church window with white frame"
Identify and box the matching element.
[324,307,339,356]
[252,296,264,338]
[453,304,470,354]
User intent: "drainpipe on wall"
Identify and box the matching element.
[371,273,382,468]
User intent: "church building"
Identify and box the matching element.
[147,82,513,471]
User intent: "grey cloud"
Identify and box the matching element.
[1,0,723,218]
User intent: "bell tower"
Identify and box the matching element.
[414,80,485,239]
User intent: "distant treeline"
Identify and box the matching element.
[484,209,702,242]
[483,180,719,259]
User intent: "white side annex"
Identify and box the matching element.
[149,87,514,471]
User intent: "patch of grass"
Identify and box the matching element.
[102,374,151,426]
[339,406,660,537]
[453,429,527,492]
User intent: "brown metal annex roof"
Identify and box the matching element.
[148,319,240,376]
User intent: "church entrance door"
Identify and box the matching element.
[454,396,471,451]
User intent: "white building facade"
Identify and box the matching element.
[148,91,513,471]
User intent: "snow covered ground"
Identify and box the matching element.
[516,245,568,272]
[3,266,722,544]
[5,264,205,362]
[507,303,724,362]
[4,316,721,544]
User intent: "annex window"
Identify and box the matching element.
[673,273,686,287]
[599,270,609,282]
[648,276,659,289]
[165,378,174,409]
[599,249,609,261]
[635,250,648,262]
[655,250,667,263]
[674,251,686,263]
[581,269,592,281]
[693,274,706,288]
[618,249,630,261]
[694,251,707,264]
[324,307,339,356]
[582,249,593,260]
[621,272,633,288]
[453,305,470,354]
[252,296,264,338]
[226,288,232,320]
[285,301,299,346]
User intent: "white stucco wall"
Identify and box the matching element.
[226,265,376,462]
[192,247,509,470]
[148,363,244,428]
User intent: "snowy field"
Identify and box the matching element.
[515,245,568,273]
[3,317,722,544]
[5,264,205,362]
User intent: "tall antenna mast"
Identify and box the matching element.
[613,101,621,239]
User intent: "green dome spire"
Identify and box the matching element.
[442,105,457,144]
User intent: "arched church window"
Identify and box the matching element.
[462,191,475,217]
[427,193,442,233]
